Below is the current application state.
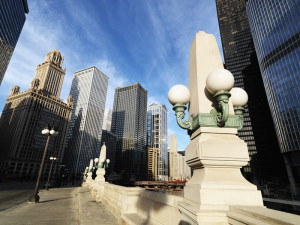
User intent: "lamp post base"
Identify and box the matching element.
[179,131,263,224]
[28,193,40,204]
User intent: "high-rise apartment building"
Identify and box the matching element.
[178,152,192,181]
[169,134,178,180]
[147,147,158,181]
[247,0,300,196]
[147,103,168,180]
[169,134,191,180]
[0,50,73,179]
[215,0,287,186]
[111,83,147,183]
[102,109,112,131]
[0,0,29,85]
[64,67,108,174]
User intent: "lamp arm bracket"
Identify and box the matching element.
[173,104,193,130]
[216,99,229,127]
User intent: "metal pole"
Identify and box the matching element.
[46,158,54,190]
[29,134,51,203]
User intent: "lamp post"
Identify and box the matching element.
[95,143,110,182]
[45,156,57,190]
[28,122,58,204]
[167,31,263,224]
[98,158,110,169]
[84,166,89,178]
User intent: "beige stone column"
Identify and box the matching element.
[178,31,263,225]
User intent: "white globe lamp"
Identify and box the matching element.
[206,68,234,94]
[230,87,248,107]
[168,85,190,106]
[42,128,50,135]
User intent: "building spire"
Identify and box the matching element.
[32,49,66,98]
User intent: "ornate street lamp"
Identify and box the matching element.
[28,122,58,204]
[168,68,248,132]
[45,156,57,190]
[84,166,89,178]
[94,143,110,182]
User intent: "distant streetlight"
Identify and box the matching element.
[28,121,58,204]
[45,156,57,190]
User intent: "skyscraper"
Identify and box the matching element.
[247,0,300,196]
[169,134,179,180]
[0,0,29,85]
[0,50,73,179]
[102,109,112,131]
[147,147,158,181]
[111,83,147,183]
[169,134,191,180]
[64,66,108,174]
[147,103,168,180]
[215,0,287,186]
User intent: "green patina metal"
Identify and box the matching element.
[97,162,109,169]
[173,99,244,133]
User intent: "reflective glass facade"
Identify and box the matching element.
[64,67,108,174]
[0,0,29,85]
[247,0,300,195]
[111,83,147,183]
[216,0,287,186]
[147,103,168,181]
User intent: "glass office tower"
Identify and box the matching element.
[147,103,168,181]
[215,0,288,188]
[247,0,300,196]
[111,83,147,183]
[0,0,29,85]
[64,67,108,174]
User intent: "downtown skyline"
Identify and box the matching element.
[0,0,223,151]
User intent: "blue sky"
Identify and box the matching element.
[0,0,223,151]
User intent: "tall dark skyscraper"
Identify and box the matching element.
[0,0,29,85]
[111,83,147,183]
[0,50,73,179]
[215,0,288,187]
[247,0,300,196]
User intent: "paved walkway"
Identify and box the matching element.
[0,186,118,225]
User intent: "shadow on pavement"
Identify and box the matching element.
[39,196,74,203]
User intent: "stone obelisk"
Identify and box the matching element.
[178,31,263,224]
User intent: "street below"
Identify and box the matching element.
[0,183,118,225]
[0,182,35,212]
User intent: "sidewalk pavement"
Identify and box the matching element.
[0,186,118,225]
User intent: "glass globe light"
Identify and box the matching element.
[42,128,50,135]
[100,158,105,163]
[168,85,190,106]
[206,68,234,94]
[94,158,99,163]
[86,167,89,170]
[106,159,110,164]
[50,130,58,136]
[230,87,248,107]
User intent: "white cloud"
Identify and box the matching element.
[93,59,129,110]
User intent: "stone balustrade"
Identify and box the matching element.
[85,179,300,225]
